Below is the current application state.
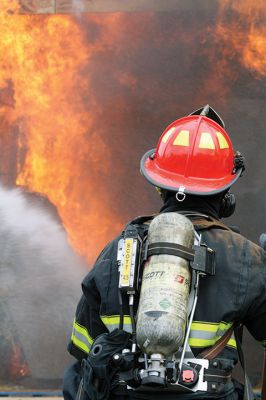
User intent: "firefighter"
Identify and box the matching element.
[63,105,266,400]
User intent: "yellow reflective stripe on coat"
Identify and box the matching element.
[189,321,236,349]
[100,315,132,333]
[71,319,94,354]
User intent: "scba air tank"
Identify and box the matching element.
[136,212,194,357]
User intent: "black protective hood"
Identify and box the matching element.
[160,191,225,220]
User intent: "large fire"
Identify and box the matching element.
[0,0,265,264]
[0,1,128,263]
[216,0,266,78]
[192,0,266,104]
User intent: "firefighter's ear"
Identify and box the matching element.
[156,188,172,203]
[155,186,162,197]
[219,191,236,218]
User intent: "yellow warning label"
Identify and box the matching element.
[121,238,133,286]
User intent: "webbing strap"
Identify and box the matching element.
[147,242,195,261]
[204,368,232,383]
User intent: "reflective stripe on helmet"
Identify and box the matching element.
[71,318,94,354]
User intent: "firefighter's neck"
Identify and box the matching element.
[160,193,221,220]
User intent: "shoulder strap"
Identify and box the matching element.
[126,214,155,226]
[191,217,233,232]
[123,215,154,242]
[172,211,233,232]
[129,212,233,233]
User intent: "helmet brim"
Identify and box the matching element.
[140,149,243,196]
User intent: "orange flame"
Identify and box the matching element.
[216,0,266,78]
[8,340,30,380]
[0,1,127,263]
[192,0,266,105]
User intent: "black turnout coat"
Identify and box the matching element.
[63,210,266,400]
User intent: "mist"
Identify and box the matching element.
[0,186,87,386]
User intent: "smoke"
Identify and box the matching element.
[68,0,88,14]
[0,185,87,383]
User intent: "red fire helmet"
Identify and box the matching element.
[140,107,244,195]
